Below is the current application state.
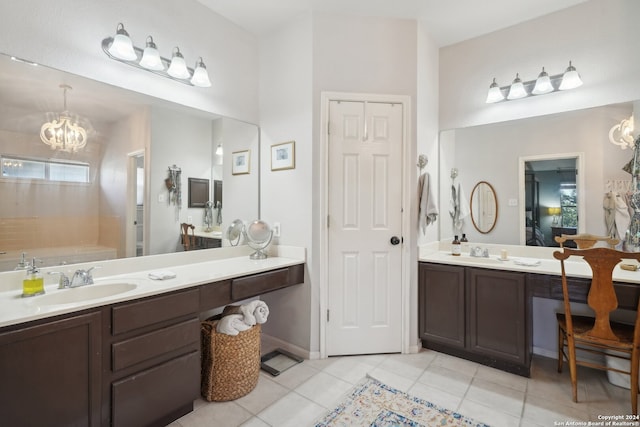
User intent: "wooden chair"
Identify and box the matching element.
[180,223,196,251]
[553,247,640,415]
[555,233,619,249]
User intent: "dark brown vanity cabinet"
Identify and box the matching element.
[0,262,305,427]
[419,262,531,376]
[0,310,102,427]
[106,288,201,427]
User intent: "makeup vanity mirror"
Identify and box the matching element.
[439,101,636,245]
[0,52,260,272]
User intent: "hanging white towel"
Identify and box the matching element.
[418,172,438,233]
[216,314,252,336]
[240,300,269,326]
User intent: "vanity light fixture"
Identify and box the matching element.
[609,116,635,149]
[102,23,212,87]
[40,84,88,153]
[507,73,527,100]
[139,36,164,71]
[485,61,583,103]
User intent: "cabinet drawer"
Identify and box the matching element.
[200,280,232,311]
[232,268,290,300]
[112,289,199,335]
[112,318,199,371]
[112,350,200,427]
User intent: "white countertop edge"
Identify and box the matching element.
[419,242,640,285]
[0,245,306,328]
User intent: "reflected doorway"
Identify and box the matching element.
[126,151,145,257]
[519,153,585,246]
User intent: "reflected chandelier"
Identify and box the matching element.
[40,84,88,153]
[609,116,635,149]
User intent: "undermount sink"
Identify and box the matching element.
[29,283,137,306]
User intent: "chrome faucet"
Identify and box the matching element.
[70,267,98,287]
[50,266,99,288]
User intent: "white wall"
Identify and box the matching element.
[439,0,640,130]
[0,0,259,124]
[258,13,314,352]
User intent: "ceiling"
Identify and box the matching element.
[196,0,589,46]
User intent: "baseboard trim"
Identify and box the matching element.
[261,333,316,360]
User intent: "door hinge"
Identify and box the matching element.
[327,121,330,135]
[327,215,330,228]
[327,309,330,322]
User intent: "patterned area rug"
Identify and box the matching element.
[314,375,490,427]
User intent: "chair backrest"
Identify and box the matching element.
[553,247,640,343]
[555,233,619,249]
[181,223,196,251]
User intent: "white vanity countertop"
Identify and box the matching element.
[419,241,640,285]
[0,245,305,328]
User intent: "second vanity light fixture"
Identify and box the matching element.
[486,61,583,103]
[102,23,211,88]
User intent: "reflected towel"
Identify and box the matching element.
[216,314,252,336]
[148,270,176,280]
[240,300,269,326]
[418,172,438,233]
[513,257,541,267]
[449,183,470,232]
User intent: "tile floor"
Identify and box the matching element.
[168,342,634,427]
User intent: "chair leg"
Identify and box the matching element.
[631,350,639,415]
[567,334,578,403]
[557,324,564,373]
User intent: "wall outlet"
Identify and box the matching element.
[508,198,518,207]
[187,215,193,224]
[273,222,281,237]
[158,194,165,203]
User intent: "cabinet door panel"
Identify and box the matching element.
[468,268,527,364]
[419,263,465,348]
[112,350,199,427]
[0,311,101,427]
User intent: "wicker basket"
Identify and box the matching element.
[201,319,261,401]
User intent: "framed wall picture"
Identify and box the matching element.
[271,141,295,171]
[232,150,250,175]
[188,177,210,208]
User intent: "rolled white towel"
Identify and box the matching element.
[240,300,269,326]
[216,314,252,336]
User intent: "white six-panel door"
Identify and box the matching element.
[326,100,403,355]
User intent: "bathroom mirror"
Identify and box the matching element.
[0,52,259,272]
[439,102,636,245]
[470,181,497,234]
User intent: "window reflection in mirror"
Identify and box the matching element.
[0,52,259,272]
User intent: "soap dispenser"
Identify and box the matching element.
[22,258,45,297]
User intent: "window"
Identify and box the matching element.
[560,184,577,227]
[1,155,89,183]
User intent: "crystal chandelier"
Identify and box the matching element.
[40,84,88,152]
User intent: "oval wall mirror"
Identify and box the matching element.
[470,181,498,234]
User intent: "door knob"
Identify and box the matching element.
[390,236,400,245]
